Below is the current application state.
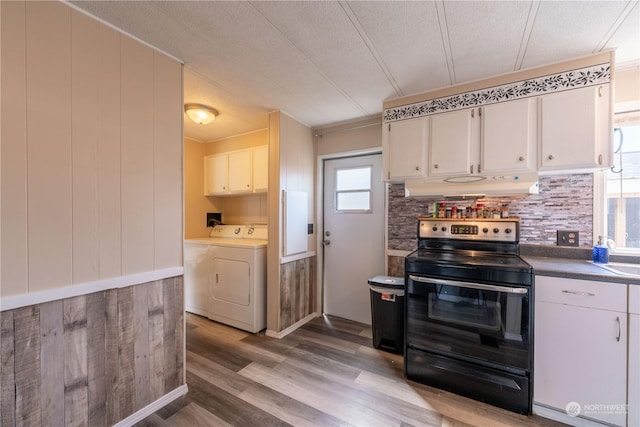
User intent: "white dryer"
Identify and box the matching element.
[184,225,267,333]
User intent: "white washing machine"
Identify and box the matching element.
[184,225,267,333]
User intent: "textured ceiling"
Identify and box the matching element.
[69,0,640,143]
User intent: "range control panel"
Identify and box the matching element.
[418,219,519,242]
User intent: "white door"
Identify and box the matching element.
[323,154,384,325]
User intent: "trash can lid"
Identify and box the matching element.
[368,275,404,287]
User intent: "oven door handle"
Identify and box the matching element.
[408,275,528,294]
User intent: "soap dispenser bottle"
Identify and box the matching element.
[593,236,609,264]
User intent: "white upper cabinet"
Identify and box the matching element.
[382,117,428,181]
[205,146,268,196]
[228,149,252,193]
[539,84,612,173]
[205,153,228,195]
[481,98,537,174]
[252,145,268,192]
[429,108,476,177]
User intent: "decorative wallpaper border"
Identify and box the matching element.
[384,63,610,122]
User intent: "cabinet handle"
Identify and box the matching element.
[387,171,390,179]
[519,156,525,162]
[477,164,481,174]
[216,273,219,284]
[434,164,439,169]
[598,154,603,165]
[415,166,420,171]
[247,184,250,188]
[547,154,554,161]
[616,316,621,342]
[561,290,595,297]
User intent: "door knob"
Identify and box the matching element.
[323,239,331,246]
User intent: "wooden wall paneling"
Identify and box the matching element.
[133,284,151,410]
[13,306,41,426]
[105,288,120,425]
[163,278,178,392]
[280,263,292,330]
[148,280,165,400]
[71,10,100,284]
[120,37,155,275]
[153,53,183,270]
[40,300,64,427]
[86,291,107,426]
[0,0,28,297]
[175,277,185,385]
[118,286,135,419]
[63,296,89,427]
[0,310,16,426]
[97,24,122,279]
[25,0,73,292]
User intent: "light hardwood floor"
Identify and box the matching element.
[136,313,565,427]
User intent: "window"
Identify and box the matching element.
[606,112,640,253]
[335,166,372,212]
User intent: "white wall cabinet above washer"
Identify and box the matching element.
[204,145,268,196]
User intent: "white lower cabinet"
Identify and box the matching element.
[534,276,628,426]
[629,286,640,427]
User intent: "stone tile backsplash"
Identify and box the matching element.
[388,173,594,251]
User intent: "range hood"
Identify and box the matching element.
[404,173,539,198]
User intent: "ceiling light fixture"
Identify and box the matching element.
[184,103,218,125]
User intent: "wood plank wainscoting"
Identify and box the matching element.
[279,257,316,331]
[0,277,184,426]
[136,313,564,427]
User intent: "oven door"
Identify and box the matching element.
[406,274,531,373]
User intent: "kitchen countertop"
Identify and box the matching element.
[520,244,640,285]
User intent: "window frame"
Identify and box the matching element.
[595,103,640,256]
[334,165,373,214]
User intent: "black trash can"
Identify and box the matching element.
[368,275,405,354]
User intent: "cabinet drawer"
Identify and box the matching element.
[535,276,627,311]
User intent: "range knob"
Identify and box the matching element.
[493,228,500,234]
[432,226,438,232]
[482,227,489,234]
[505,228,512,234]
[441,227,447,232]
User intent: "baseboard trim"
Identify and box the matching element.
[266,312,318,339]
[113,384,189,427]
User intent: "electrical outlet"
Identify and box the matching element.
[557,230,579,247]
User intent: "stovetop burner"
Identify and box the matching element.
[407,218,533,285]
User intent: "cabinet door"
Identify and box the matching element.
[228,149,252,193]
[252,145,268,192]
[539,85,611,172]
[205,154,228,195]
[429,109,474,176]
[630,286,640,427]
[534,298,627,426]
[383,117,427,181]
[481,98,536,174]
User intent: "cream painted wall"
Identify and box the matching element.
[205,129,268,155]
[316,120,382,156]
[1,1,183,298]
[184,139,220,238]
